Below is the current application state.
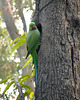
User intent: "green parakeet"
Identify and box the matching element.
[25,22,40,84]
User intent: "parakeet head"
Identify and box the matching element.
[29,22,37,31]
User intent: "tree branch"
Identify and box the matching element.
[14,77,24,100]
[17,0,27,32]
[5,94,8,100]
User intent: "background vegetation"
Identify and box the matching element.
[0,0,35,99]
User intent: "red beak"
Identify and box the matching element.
[32,25,35,29]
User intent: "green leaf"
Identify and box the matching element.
[0,79,9,84]
[2,81,15,95]
[16,89,32,100]
[23,32,27,36]
[22,57,32,69]
[10,38,26,56]
[9,35,26,46]
[19,76,31,84]
[29,91,34,100]
[18,74,30,82]
[21,84,31,89]
[9,37,20,46]
[24,89,32,96]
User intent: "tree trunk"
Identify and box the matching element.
[34,0,80,100]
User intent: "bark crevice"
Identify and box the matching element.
[35,0,80,99]
[66,0,79,99]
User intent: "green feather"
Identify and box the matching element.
[32,50,38,83]
[26,22,40,84]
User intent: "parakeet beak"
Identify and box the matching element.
[32,25,35,29]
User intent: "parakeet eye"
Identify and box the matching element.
[32,25,35,29]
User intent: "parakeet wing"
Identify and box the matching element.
[26,29,40,56]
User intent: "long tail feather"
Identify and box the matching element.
[34,60,38,84]
[25,52,29,59]
[32,50,38,84]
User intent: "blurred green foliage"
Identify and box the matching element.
[0,35,34,99]
[0,0,35,99]
[0,19,20,80]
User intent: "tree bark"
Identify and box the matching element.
[34,0,80,100]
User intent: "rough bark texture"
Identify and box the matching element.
[33,0,80,100]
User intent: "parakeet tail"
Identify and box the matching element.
[32,50,38,84]
[25,52,29,59]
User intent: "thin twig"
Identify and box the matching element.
[14,77,24,100]
[15,29,21,36]
[5,94,8,100]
